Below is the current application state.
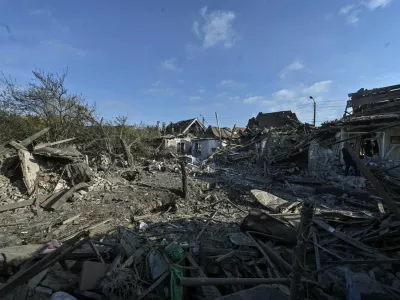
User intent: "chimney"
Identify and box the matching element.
[156,121,160,131]
[170,122,175,135]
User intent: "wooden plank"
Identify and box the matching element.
[62,214,81,225]
[312,230,322,282]
[8,141,27,151]
[18,149,40,195]
[315,242,343,260]
[40,190,68,209]
[44,182,89,211]
[314,219,387,258]
[88,240,105,263]
[34,138,76,150]
[0,194,51,213]
[0,233,89,297]
[137,271,169,300]
[344,143,400,220]
[20,127,50,147]
[0,199,36,212]
[121,246,147,268]
[187,253,222,299]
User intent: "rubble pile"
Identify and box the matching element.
[2,115,400,300]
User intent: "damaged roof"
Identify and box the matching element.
[247,111,301,129]
[323,113,400,128]
[206,126,239,139]
[346,84,400,118]
[165,117,206,135]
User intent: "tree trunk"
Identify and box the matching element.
[119,137,134,167]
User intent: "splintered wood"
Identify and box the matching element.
[18,149,40,195]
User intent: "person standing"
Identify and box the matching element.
[341,142,360,176]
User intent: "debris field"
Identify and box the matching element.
[1,84,400,299]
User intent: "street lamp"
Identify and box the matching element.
[309,96,316,127]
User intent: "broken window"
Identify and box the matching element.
[195,142,201,154]
[177,142,185,153]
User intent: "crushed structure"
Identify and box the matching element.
[1,89,400,300]
[161,117,238,160]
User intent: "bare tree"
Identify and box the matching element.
[0,69,95,141]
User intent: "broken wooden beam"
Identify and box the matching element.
[34,137,76,150]
[314,218,388,258]
[20,127,50,147]
[0,197,47,213]
[195,211,217,241]
[312,230,322,282]
[0,232,89,297]
[324,259,400,265]
[60,218,113,242]
[121,246,148,268]
[18,149,40,195]
[42,182,89,211]
[62,214,81,225]
[256,239,293,275]
[179,161,188,199]
[8,140,28,151]
[245,232,280,278]
[137,271,169,300]
[177,277,321,287]
[290,201,314,300]
[344,142,400,220]
[88,240,105,263]
[186,253,222,299]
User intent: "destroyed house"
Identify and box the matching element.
[247,111,301,131]
[205,125,239,140]
[162,120,240,159]
[240,111,317,168]
[191,138,221,160]
[190,126,239,160]
[325,84,400,161]
[162,118,206,155]
[165,118,206,136]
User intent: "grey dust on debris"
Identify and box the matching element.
[1,79,400,299]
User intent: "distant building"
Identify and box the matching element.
[161,118,238,159]
[323,84,400,161]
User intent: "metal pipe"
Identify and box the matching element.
[177,277,320,287]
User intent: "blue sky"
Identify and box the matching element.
[0,0,398,127]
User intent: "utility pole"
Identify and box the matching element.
[215,112,222,148]
[310,96,316,127]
